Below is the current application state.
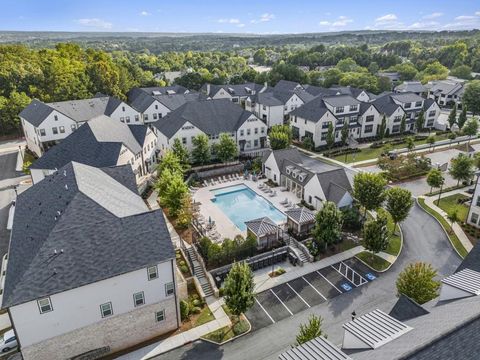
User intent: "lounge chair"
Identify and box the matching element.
[280,198,288,205]
[280,186,288,192]
[269,190,276,197]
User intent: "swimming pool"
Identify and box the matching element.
[211,184,286,231]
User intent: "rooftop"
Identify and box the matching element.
[279,336,352,360]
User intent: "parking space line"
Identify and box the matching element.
[316,271,342,294]
[286,282,311,308]
[341,261,368,285]
[330,265,358,287]
[270,289,293,316]
[302,276,327,301]
[254,298,275,324]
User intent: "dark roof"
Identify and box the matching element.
[3,162,174,308]
[285,207,316,224]
[128,124,148,146]
[389,295,430,322]
[373,94,402,116]
[455,242,480,274]
[290,97,330,123]
[322,94,361,108]
[153,99,254,138]
[316,168,352,204]
[395,81,427,93]
[245,217,278,236]
[128,88,155,112]
[156,92,207,110]
[202,83,264,97]
[268,148,303,169]
[423,98,436,110]
[391,92,424,103]
[136,85,189,96]
[273,80,303,92]
[330,86,365,99]
[303,85,338,97]
[19,99,54,127]
[279,336,352,360]
[253,92,284,106]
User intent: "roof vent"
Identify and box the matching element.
[152,90,162,95]
[63,170,67,176]
[65,184,68,190]
[439,268,480,301]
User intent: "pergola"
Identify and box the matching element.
[285,207,316,237]
[245,217,280,249]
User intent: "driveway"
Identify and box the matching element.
[154,201,461,360]
[0,152,20,181]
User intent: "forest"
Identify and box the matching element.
[1,30,480,135]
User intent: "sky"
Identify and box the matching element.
[0,0,479,34]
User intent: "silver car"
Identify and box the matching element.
[0,330,17,353]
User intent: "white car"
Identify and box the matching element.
[0,330,17,353]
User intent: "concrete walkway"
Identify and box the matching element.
[117,298,231,360]
[146,190,181,249]
[420,188,473,252]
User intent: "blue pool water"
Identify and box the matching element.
[211,184,286,231]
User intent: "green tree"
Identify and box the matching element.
[400,115,406,135]
[326,122,335,149]
[269,125,292,150]
[457,106,468,129]
[214,132,238,163]
[363,209,389,256]
[426,168,445,194]
[302,136,314,151]
[341,120,349,146]
[462,118,478,145]
[392,63,418,81]
[426,135,436,151]
[295,315,326,346]
[157,150,183,176]
[171,138,190,170]
[160,171,189,217]
[191,134,211,165]
[353,172,387,217]
[396,262,441,304]
[447,209,460,232]
[223,262,255,323]
[449,153,474,185]
[474,152,480,170]
[415,110,425,133]
[450,64,472,80]
[385,188,413,231]
[448,105,457,129]
[463,80,480,115]
[312,201,343,251]
[405,136,415,152]
[378,115,387,140]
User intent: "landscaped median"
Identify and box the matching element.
[201,305,251,344]
[417,197,468,258]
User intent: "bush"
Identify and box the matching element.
[219,287,225,297]
[191,306,201,314]
[176,252,181,259]
[179,260,186,266]
[341,206,362,231]
[180,265,189,273]
[192,299,201,306]
[232,320,249,335]
[180,300,190,321]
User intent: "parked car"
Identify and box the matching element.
[0,330,17,353]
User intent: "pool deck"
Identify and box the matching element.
[192,178,300,240]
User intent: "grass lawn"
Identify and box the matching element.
[356,251,391,271]
[385,212,402,256]
[434,194,469,222]
[418,198,468,258]
[22,150,36,173]
[333,134,449,163]
[194,307,215,327]
[202,305,249,343]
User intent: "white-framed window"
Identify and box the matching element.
[240,129,244,136]
[52,127,58,135]
[364,125,374,133]
[126,116,130,123]
[71,124,76,131]
[165,282,175,296]
[156,310,165,322]
[39,129,46,136]
[59,126,65,133]
[144,114,149,121]
[100,302,113,318]
[135,115,140,122]
[122,106,126,112]
[54,115,58,121]
[254,128,258,134]
[133,291,145,307]
[261,127,265,134]
[263,105,266,110]
[153,113,158,120]
[38,297,53,314]
[182,137,187,145]
[147,265,158,280]
[335,106,344,114]
[120,117,125,123]
[247,129,251,136]
[349,105,358,112]
[471,212,479,224]
[155,104,158,110]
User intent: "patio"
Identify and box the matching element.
[192,176,301,241]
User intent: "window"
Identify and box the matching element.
[156,310,165,322]
[261,127,265,134]
[122,106,126,112]
[182,137,187,145]
[144,114,149,121]
[308,196,312,204]
[392,125,400,133]
[52,127,58,135]
[335,106,344,114]
[147,265,158,280]
[247,129,251,136]
[471,213,479,224]
[365,115,374,123]
[120,117,125,123]
[262,105,266,110]
[153,113,158,120]
[476,196,480,207]
[165,282,175,296]
[135,115,140,122]
[364,125,374,133]
[393,116,402,123]
[254,128,258,134]
[38,297,53,314]
[126,116,130,123]
[254,139,258,147]
[159,113,163,118]
[428,110,436,117]
[100,302,113,318]
[133,292,145,307]
[71,124,76,131]
[415,101,422,107]
[404,103,412,109]
[54,115,58,121]
[155,104,158,110]
[59,126,65,133]
[349,105,358,112]
[240,129,244,136]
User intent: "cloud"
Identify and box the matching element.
[319,21,330,26]
[375,14,397,23]
[422,12,443,19]
[371,13,403,29]
[443,13,480,29]
[319,15,353,29]
[408,21,439,30]
[237,23,245,28]
[251,13,275,23]
[218,18,240,24]
[455,15,476,21]
[476,11,480,16]
[76,18,112,29]
[140,11,150,16]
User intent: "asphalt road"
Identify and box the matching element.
[155,202,461,360]
[0,152,19,181]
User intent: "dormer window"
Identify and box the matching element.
[349,105,358,112]
[335,106,344,114]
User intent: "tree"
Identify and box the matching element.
[426,135,436,152]
[223,262,255,323]
[385,188,413,231]
[295,315,326,346]
[400,115,406,135]
[462,118,478,145]
[457,106,468,129]
[326,122,335,149]
[450,64,472,80]
[171,138,190,170]
[415,111,425,133]
[157,150,183,176]
[363,209,389,256]
[448,105,457,129]
[312,201,343,251]
[426,168,445,194]
[159,171,189,217]
[214,132,238,163]
[269,125,292,150]
[302,136,314,151]
[405,136,415,152]
[447,209,460,232]
[353,172,387,217]
[463,80,480,115]
[474,152,480,170]
[449,153,474,185]
[378,115,387,140]
[396,262,441,304]
[191,134,211,165]
[341,120,349,146]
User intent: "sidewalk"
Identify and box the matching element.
[421,188,473,252]
[117,297,230,360]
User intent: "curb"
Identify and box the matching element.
[416,197,464,259]
[200,315,252,346]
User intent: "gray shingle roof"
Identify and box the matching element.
[202,83,264,97]
[391,92,424,103]
[303,85,338,97]
[372,94,402,116]
[279,336,352,360]
[395,81,427,94]
[153,99,254,138]
[89,115,142,154]
[322,95,361,108]
[285,207,316,224]
[245,217,278,237]
[156,92,207,110]
[455,242,480,274]
[290,97,330,123]
[316,169,352,205]
[3,162,174,308]
[428,80,464,96]
[253,92,284,106]
[389,295,430,322]
[19,99,54,127]
[330,86,365,99]
[273,80,303,92]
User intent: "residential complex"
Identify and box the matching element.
[426,77,466,108]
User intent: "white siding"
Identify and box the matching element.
[109,103,141,125]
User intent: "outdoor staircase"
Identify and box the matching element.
[285,237,310,264]
[186,246,214,297]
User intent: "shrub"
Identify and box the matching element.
[180,265,189,273]
[232,320,249,335]
[179,260,186,266]
[191,306,201,314]
[192,299,201,306]
[219,287,225,297]
[180,300,190,321]
[341,206,362,231]
[176,252,181,259]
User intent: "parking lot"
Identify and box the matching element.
[245,257,378,330]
